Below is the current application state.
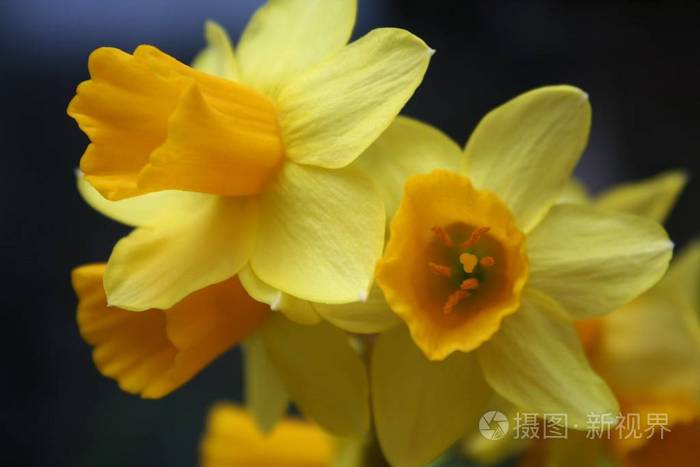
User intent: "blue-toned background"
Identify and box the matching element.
[1,0,698,465]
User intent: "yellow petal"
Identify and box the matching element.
[594,294,700,399]
[252,162,384,304]
[278,28,432,169]
[238,264,280,305]
[372,326,492,467]
[260,313,369,436]
[462,85,591,232]
[526,203,673,319]
[239,265,322,325]
[69,46,283,200]
[236,0,356,95]
[242,264,395,332]
[595,170,688,224]
[76,170,208,227]
[73,264,267,398]
[557,177,589,204]
[276,293,323,325]
[658,238,700,312]
[478,288,619,428]
[243,334,290,434]
[352,115,461,221]
[200,403,332,467]
[191,21,240,80]
[105,197,257,311]
[312,284,401,334]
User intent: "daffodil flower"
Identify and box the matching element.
[463,171,696,467]
[199,403,333,467]
[69,0,433,435]
[71,191,371,436]
[68,0,432,313]
[568,175,698,467]
[492,238,700,467]
[199,403,379,467]
[579,238,700,467]
[353,87,673,466]
[74,252,370,439]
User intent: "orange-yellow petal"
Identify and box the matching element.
[68,46,283,200]
[614,396,700,466]
[376,169,528,360]
[199,403,333,467]
[623,419,700,467]
[73,263,268,398]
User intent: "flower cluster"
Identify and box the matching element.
[68,1,698,466]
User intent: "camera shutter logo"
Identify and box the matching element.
[479,410,509,440]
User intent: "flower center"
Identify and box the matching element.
[428,224,508,314]
[428,225,504,314]
[375,170,530,358]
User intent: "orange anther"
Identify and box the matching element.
[460,278,480,290]
[431,227,454,247]
[443,290,470,314]
[463,226,490,248]
[428,262,452,278]
[480,256,495,267]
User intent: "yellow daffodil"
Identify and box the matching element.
[199,403,377,467]
[462,171,695,467]
[513,237,700,467]
[68,0,432,314]
[352,87,673,466]
[576,176,698,467]
[199,403,333,467]
[73,259,371,439]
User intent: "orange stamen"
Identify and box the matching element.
[480,256,495,267]
[463,226,490,248]
[428,262,452,278]
[432,227,454,247]
[443,290,470,314]
[461,278,480,290]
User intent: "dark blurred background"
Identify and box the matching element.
[1,0,698,465]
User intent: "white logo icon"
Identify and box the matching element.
[479,410,509,440]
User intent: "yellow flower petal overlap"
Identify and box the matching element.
[69,0,432,311]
